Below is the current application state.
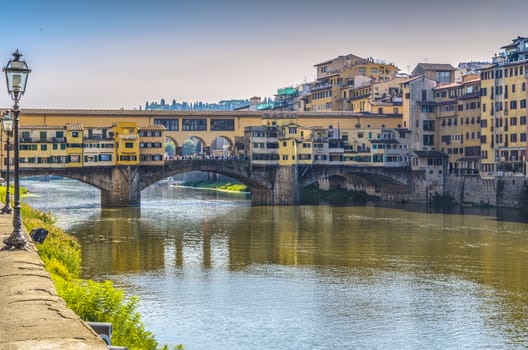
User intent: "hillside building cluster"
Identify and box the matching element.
[243,36,528,181]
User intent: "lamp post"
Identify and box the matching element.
[2,50,30,249]
[0,110,13,214]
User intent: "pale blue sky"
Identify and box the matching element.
[0,0,526,109]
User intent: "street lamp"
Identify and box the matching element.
[2,50,31,249]
[0,110,13,214]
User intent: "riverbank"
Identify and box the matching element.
[178,179,248,193]
[0,184,183,350]
[21,202,181,350]
[0,213,107,349]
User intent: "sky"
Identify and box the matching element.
[0,0,527,109]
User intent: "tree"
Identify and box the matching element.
[164,140,176,156]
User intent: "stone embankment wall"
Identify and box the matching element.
[446,175,526,207]
[0,226,107,349]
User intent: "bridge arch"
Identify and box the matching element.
[210,136,233,159]
[299,165,412,199]
[181,136,206,157]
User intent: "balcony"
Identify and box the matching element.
[20,137,66,143]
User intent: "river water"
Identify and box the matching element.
[22,179,528,350]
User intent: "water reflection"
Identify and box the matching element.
[23,179,528,349]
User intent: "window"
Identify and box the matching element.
[125,142,134,148]
[435,71,451,83]
[421,105,435,113]
[71,131,79,137]
[154,119,178,131]
[210,119,234,131]
[182,119,207,131]
[423,135,434,146]
[521,99,526,109]
[41,144,47,151]
[423,120,435,131]
[288,127,297,134]
[510,100,518,110]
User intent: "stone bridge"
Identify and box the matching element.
[299,164,421,201]
[17,160,426,207]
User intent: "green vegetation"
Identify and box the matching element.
[7,186,182,350]
[181,179,248,192]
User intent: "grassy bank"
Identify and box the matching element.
[181,179,248,192]
[0,186,182,350]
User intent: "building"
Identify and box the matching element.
[4,122,165,169]
[411,63,456,85]
[479,36,528,177]
[310,54,400,112]
[434,74,481,174]
[83,126,115,167]
[18,125,67,168]
[139,125,165,165]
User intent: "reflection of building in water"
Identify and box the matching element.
[79,208,166,276]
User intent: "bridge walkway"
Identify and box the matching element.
[0,214,106,349]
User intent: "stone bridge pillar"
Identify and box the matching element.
[100,167,141,208]
[274,166,300,205]
[250,166,300,206]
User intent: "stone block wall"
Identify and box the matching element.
[446,175,526,207]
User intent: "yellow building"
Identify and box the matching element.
[277,124,316,166]
[18,125,67,168]
[310,78,334,112]
[65,123,84,167]
[113,122,140,166]
[312,54,399,112]
[434,74,481,174]
[480,36,528,177]
[349,84,372,112]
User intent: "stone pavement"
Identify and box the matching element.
[0,213,107,350]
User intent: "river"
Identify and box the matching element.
[22,179,528,350]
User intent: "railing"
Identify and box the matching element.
[20,137,65,143]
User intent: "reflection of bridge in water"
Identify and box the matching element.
[19,158,428,208]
